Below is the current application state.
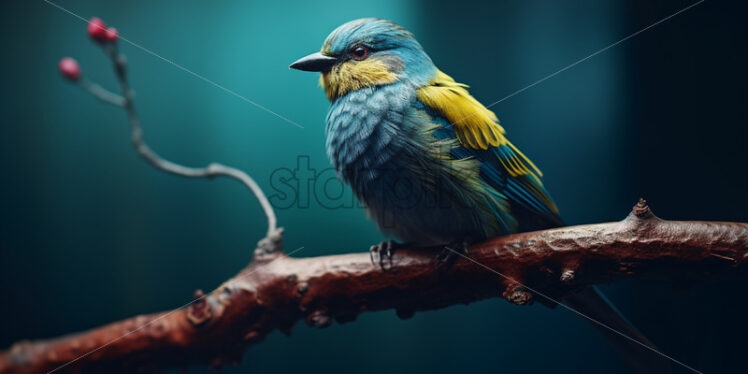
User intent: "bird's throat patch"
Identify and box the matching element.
[320,57,399,100]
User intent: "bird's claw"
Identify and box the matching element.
[370,240,398,270]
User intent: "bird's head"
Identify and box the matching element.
[290,18,435,101]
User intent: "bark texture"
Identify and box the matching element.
[1,200,746,374]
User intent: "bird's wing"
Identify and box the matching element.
[417,69,562,228]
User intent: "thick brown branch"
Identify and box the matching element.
[1,200,747,374]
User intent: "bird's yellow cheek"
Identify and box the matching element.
[320,59,399,100]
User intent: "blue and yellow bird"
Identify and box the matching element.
[292,18,562,249]
[291,19,669,373]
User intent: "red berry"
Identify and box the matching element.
[58,57,81,81]
[105,27,118,43]
[87,17,108,42]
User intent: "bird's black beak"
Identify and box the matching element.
[289,52,337,72]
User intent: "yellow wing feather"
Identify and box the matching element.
[417,69,543,180]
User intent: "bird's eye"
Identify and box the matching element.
[351,45,369,61]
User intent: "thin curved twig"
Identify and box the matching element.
[78,79,125,107]
[77,44,278,237]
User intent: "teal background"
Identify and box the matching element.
[1,0,746,373]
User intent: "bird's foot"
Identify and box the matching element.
[370,240,402,270]
[434,241,469,270]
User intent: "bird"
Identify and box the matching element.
[290,18,670,374]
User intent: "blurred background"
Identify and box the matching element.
[1,0,746,373]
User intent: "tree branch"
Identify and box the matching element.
[1,200,746,374]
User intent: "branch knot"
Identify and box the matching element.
[306,310,332,328]
[253,228,284,261]
[632,198,654,219]
[186,289,212,326]
[502,283,534,305]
